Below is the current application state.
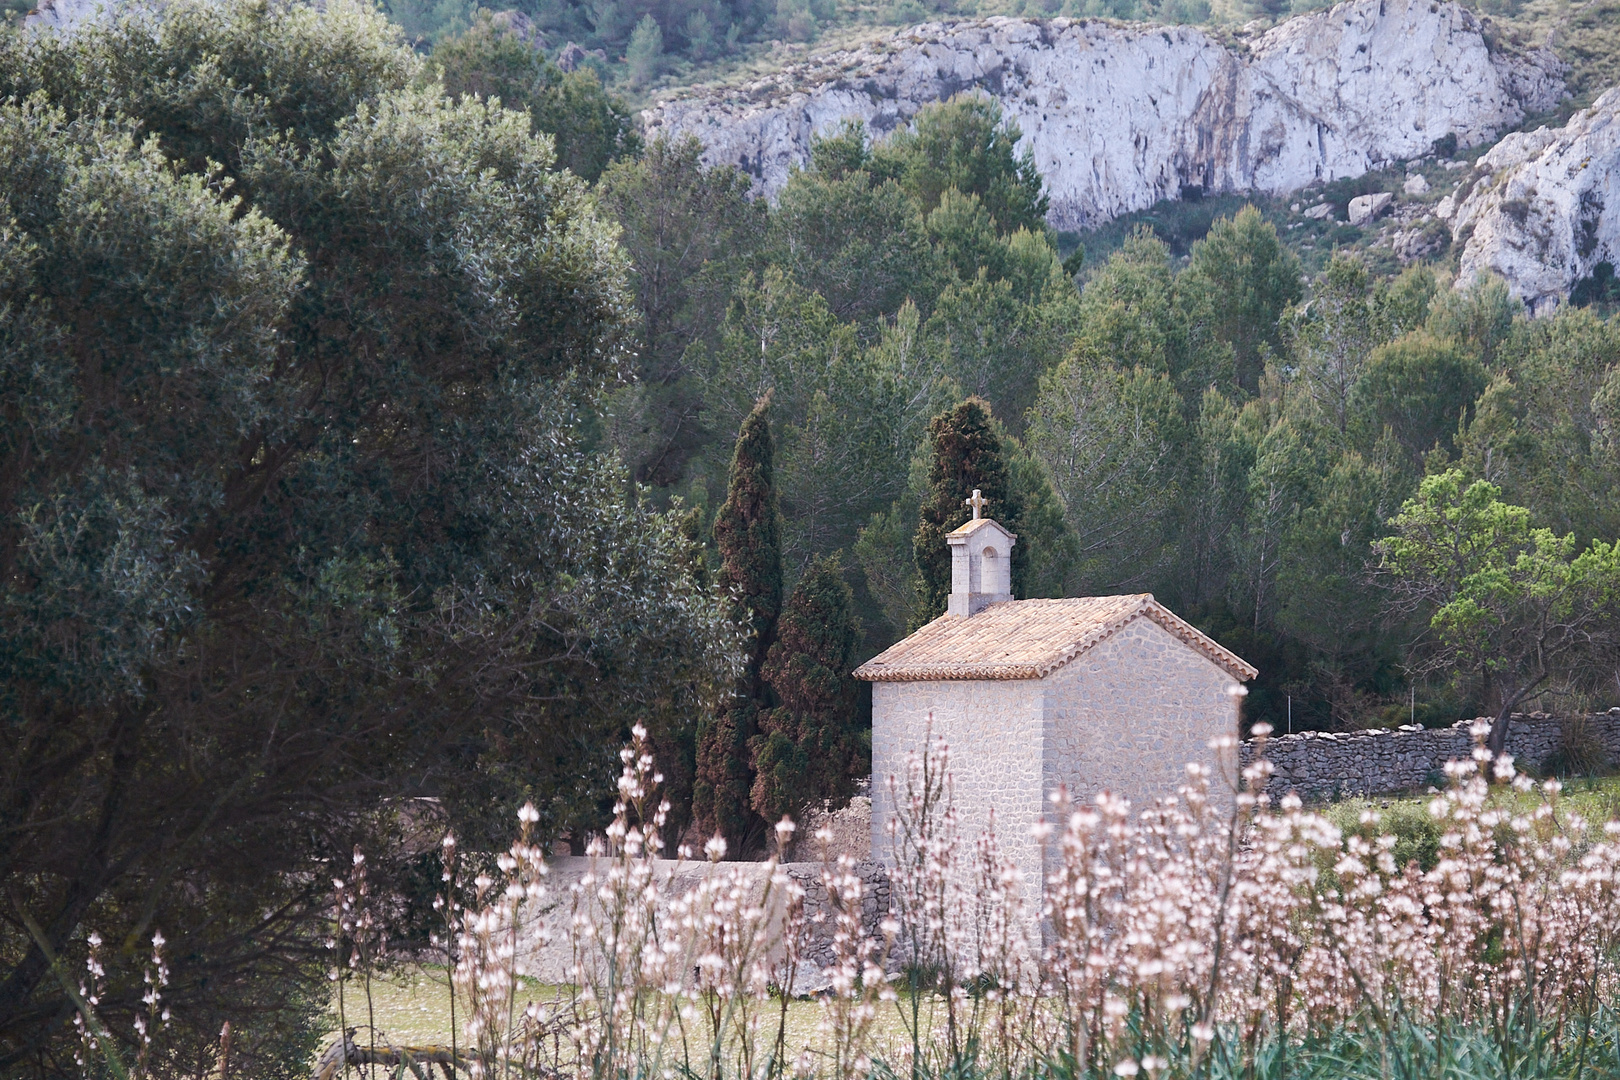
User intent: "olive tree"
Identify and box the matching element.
[0,3,738,1074]
[1377,470,1620,754]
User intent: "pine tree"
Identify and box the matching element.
[695,396,783,852]
[752,553,863,833]
[912,397,1025,624]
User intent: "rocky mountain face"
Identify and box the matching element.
[644,0,1564,231]
[26,0,121,32]
[1448,87,1620,314]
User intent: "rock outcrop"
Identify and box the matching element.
[1450,87,1620,314]
[644,0,1564,230]
[25,0,123,32]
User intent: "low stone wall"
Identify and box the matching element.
[516,856,894,994]
[1241,712,1620,802]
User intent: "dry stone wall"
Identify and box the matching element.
[516,716,1614,992]
[515,855,894,994]
[1242,712,1620,802]
[784,790,873,863]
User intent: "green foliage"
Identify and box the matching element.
[1075,226,1234,401]
[1351,332,1487,466]
[1006,437,1079,600]
[713,396,785,679]
[432,11,639,180]
[1184,204,1302,393]
[925,269,1068,425]
[1563,0,1620,107]
[775,141,940,323]
[1375,263,1441,337]
[870,94,1050,236]
[912,398,1023,624]
[625,12,664,86]
[1456,307,1620,544]
[1026,355,1185,591]
[388,0,473,45]
[597,136,766,485]
[699,396,784,849]
[854,498,920,641]
[753,553,864,826]
[1428,270,1521,369]
[1325,800,1443,873]
[1378,470,1620,749]
[1287,252,1378,433]
[0,2,742,1069]
[1274,439,1410,724]
[691,270,952,567]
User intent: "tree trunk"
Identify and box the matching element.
[1487,702,1513,757]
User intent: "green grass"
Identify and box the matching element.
[321,965,941,1063]
[325,970,1620,1078]
[1322,772,1620,875]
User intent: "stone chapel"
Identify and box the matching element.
[854,493,1257,885]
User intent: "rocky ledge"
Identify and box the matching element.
[644,0,1564,231]
[1449,87,1620,314]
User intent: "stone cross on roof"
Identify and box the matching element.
[965,489,988,520]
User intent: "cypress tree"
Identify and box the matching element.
[695,395,782,852]
[752,553,863,833]
[912,397,1025,624]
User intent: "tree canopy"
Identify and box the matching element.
[1378,471,1620,752]
[0,3,738,1073]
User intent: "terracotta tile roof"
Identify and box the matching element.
[853,594,1258,683]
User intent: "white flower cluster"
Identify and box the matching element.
[423,717,1620,1077]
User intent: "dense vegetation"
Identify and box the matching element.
[5,0,1620,1074]
[0,3,732,1074]
[585,103,1620,740]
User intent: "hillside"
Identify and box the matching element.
[643,0,1563,226]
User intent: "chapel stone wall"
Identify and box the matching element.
[869,678,1045,880]
[1040,618,1243,813]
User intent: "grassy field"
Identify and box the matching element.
[321,965,944,1065]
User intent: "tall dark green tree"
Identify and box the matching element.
[695,395,783,852]
[752,553,863,832]
[871,93,1050,236]
[1350,331,1487,467]
[597,136,766,486]
[1183,205,1302,394]
[912,398,1024,624]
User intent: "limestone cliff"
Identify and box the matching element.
[1448,87,1620,314]
[28,0,167,32]
[644,0,1564,230]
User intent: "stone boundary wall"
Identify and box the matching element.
[517,856,895,994]
[1241,712,1620,802]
